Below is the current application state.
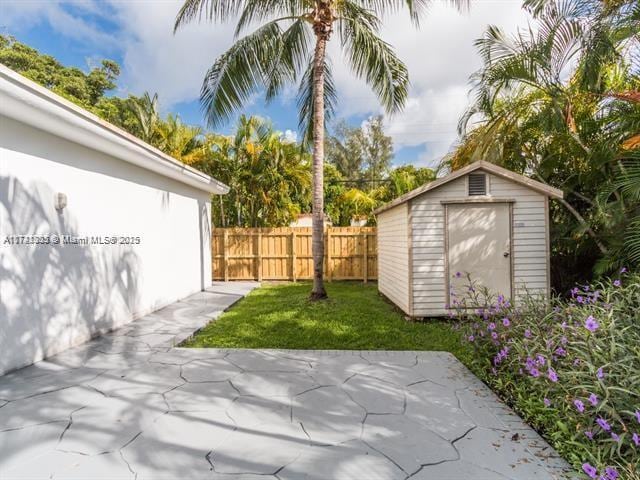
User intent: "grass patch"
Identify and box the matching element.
[183,282,471,362]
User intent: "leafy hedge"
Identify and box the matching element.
[449,270,640,479]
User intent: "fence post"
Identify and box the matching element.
[291,230,296,282]
[256,231,262,281]
[326,228,332,282]
[223,229,229,282]
[363,232,368,283]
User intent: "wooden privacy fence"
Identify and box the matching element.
[212,227,377,282]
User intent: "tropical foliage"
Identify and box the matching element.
[451,269,640,479]
[188,115,313,227]
[450,0,640,287]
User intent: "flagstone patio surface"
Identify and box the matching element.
[0,282,573,479]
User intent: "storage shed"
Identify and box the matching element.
[374,161,563,318]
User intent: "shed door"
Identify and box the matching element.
[447,203,511,302]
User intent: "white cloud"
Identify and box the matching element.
[2,0,119,50]
[2,0,533,164]
[327,2,532,164]
[105,0,238,109]
[282,129,298,143]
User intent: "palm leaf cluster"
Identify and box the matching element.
[451,0,640,285]
[188,115,313,227]
[173,0,432,139]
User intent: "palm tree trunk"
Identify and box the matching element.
[310,33,328,300]
[219,195,226,228]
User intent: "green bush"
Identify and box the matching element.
[449,270,640,479]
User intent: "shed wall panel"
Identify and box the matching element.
[376,203,410,314]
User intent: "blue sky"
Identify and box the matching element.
[2,1,531,168]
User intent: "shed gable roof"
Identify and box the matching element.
[373,161,563,215]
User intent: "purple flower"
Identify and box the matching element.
[529,367,540,378]
[547,368,558,382]
[596,417,611,432]
[524,329,532,339]
[488,322,496,331]
[584,430,593,440]
[613,279,621,287]
[491,331,498,340]
[468,335,475,342]
[632,432,639,446]
[537,354,546,366]
[574,399,585,413]
[571,287,579,297]
[582,463,597,479]
[555,347,567,357]
[634,410,640,423]
[585,315,599,332]
[576,295,585,304]
[455,272,462,278]
[588,393,598,406]
[543,398,551,407]
[620,267,627,273]
[560,335,568,345]
[597,367,605,379]
[561,321,567,330]
[604,467,619,480]
[611,432,620,442]
[502,317,510,327]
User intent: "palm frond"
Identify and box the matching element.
[338,10,409,113]
[200,19,308,127]
[625,217,640,264]
[175,0,246,32]
[355,0,468,26]
[265,18,313,101]
[297,54,337,146]
[233,0,309,38]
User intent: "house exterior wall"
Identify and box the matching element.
[376,202,410,314]
[0,115,213,374]
[410,170,549,317]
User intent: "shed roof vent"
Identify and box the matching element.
[468,173,487,196]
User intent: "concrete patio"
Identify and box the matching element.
[0,282,572,479]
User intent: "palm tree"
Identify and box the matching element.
[174,0,468,299]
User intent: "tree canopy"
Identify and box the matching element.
[450,0,640,286]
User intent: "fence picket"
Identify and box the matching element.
[212,227,377,282]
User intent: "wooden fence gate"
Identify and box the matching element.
[212,227,377,282]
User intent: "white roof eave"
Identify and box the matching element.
[0,64,229,195]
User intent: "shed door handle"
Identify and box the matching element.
[503,252,510,258]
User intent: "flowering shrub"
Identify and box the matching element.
[449,270,640,479]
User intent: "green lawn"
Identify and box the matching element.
[183,282,473,363]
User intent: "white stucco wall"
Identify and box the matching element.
[0,115,213,374]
